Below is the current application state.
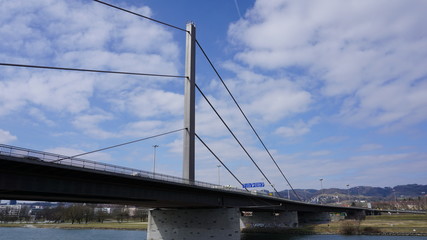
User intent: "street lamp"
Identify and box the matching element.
[152,145,159,174]
[356,186,360,202]
[346,184,350,202]
[422,192,426,210]
[319,178,324,204]
[393,189,397,210]
[217,165,221,185]
[319,179,324,194]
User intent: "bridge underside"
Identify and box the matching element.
[0,154,370,213]
[0,155,255,208]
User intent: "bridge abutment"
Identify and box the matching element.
[147,208,241,240]
[240,211,298,232]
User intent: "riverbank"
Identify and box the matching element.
[303,214,427,236]
[1,214,426,235]
[0,221,148,230]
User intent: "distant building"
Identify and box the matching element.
[0,205,22,216]
[95,207,112,214]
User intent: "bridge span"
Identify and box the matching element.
[0,144,406,240]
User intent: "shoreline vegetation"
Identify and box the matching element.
[0,221,148,231]
[289,214,426,236]
[1,214,426,236]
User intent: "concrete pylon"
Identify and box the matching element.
[183,23,196,182]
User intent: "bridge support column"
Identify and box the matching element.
[240,211,298,232]
[147,208,241,240]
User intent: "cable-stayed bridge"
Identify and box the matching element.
[1,2,424,240]
[1,144,416,240]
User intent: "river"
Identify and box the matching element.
[1,228,426,240]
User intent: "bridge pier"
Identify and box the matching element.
[147,208,241,240]
[240,211,298,232]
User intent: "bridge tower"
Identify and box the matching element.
[183,22,196,181]
[149,23,241,240]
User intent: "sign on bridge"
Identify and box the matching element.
[242,182,265,188]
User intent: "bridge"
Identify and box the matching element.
[1,143,400,240]
[1,5,423,240]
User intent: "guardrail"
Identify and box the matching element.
[0,144,263,197]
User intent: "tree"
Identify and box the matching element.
[0,208,7,223]
[133,208,148,222]
[66,204,85,224]
[18,206,30,223]
[112,207,129,223]
[82,205,94,224]
[95,209,109,223]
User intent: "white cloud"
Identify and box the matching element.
[316,136,348,145]
[359,144,383,152]
[29,108,56,126]
[0,129,17,143]
[310,150,331,157]
[72,111,116,139]
[121,120,183,138]
[126,89,184,118]
[0,0,181,140]
[195,93,246,138]
[222,63,312,122]
[45,147,113,163]
[228,0,427,128]
[0,71,95,116]
[275,117,319,138]
[272,152,424,188]
[275,123,309,138]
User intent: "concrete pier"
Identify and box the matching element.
[147,208,241,240]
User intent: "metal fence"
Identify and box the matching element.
[0,144,262,197]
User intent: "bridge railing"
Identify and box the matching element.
[0,144,260,196]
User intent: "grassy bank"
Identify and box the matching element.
[0,221,148,230]
[1,214,426,235]
[309,214,427,235]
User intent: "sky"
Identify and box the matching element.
[1,0,426,192]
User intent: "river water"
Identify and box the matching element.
[1,228,426,240]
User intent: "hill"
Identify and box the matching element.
[279,184,427,202]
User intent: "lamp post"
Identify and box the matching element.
[356,186,360,202]
[303,189,307,202]
[217,165,221,185]
[319,179,323,204]
[152,145,159,174]
[393,189,397,210]
[319,179,324,194]
[346,184,350,202]
[422,192,426,210]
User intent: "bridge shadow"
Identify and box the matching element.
[241,226,317,240]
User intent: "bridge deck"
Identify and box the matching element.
[1,144,418,215]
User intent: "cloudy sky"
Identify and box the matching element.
[1,0,426,192]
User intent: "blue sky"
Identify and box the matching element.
[1,0,426,192]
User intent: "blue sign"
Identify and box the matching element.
[242,182,265,188]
